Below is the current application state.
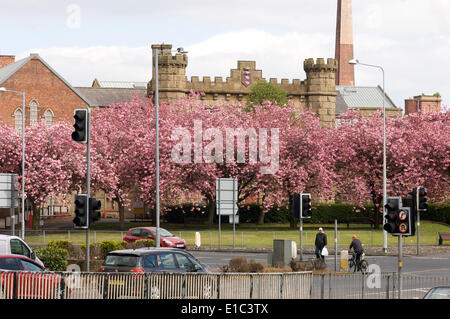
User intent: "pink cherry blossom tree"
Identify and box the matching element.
[334,109,450,228]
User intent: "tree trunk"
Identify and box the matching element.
[206,194,215,229]
[288,193,297,229]
[257,211,265,225]
[117,200,125,230]
[31,204,40,230]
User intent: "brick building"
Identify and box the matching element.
[0,54,91,132]
[404,94,442,115]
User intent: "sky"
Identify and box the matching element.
[1,0,450,110]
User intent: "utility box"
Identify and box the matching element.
[271,239,293,267]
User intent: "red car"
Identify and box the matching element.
[123,227,187,249]
[0,255,62,299]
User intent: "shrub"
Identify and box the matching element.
[99,240,124,258]
[48,240,75,257]
[126,239,155,250]
[34,246,68,271]
[81,243,99,258]
[224,257,265,273]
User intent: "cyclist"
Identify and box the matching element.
[348,234,364,270]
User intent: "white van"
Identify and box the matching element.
[0,235,44,267]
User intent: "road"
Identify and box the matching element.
[190,251,450,278]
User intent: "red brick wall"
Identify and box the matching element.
[0,55,15,68]
[0,56,90,128]
[404,99,418,115]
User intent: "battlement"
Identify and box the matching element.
[151,44,188,67]
[304,58,338,73]
[157,53,188,67]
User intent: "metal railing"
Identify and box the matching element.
[1,270,447,299]
[0,271,312,299]
[311,272,450,299]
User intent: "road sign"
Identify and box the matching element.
[216,178,238,215]
[0,174,19,208]
[216,178,238,248]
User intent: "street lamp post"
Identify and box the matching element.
[348,59,388,253]
[0,87,26,240]
[153,46,187,248]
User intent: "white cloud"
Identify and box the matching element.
[13,0,450,110]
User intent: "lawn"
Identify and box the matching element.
[24,221,450,248]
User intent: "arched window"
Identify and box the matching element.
[44,109,54,128]
[14,108,23,134]
[29,100,38,126]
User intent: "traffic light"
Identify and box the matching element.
[384,197,413,236]
[73,194,88,228]
[402,197,416,237]
[71,109,88,143]
[89,197,102,223]
[291,193,301,219]
[301,193,312,218]
[417,187,428,211]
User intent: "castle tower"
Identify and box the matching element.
[335,0,355,86]
[304,58,338,126]
[147,44,188,100]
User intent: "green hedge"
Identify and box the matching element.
[34,246,68,271]
[420,204,450,224]
[163,202,450,225]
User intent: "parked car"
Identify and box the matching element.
[99,247,210,273]
[0,255,62,299]
[0,235,44,266]
[123,227,187,249]
[423,286,450,299]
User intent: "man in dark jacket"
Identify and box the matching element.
[348,235,364,267]
[314,228,327,261]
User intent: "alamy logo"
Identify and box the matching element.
[66,4,81,29]
[171,120,279,174]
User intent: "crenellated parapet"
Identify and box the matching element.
[147,44,337,126]
[304,58,338,73]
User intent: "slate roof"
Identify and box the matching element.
[92,79,148,89]
[336,85,398,115]
[74,87,148,107]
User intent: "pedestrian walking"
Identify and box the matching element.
[315,227,327,261]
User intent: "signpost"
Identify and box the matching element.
[216,178,238,248]
[0,174,19,235]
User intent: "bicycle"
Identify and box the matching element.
[348,251,369,274]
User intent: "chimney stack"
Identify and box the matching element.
[335,0,355,86]
[0,55,15,68]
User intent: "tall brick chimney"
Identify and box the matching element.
[0,55,15,68]
[335,0,355,86]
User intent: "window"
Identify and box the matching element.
[0,258,22,271]
[29,100,38,126]
[130,229,142,237]
[14,108,22,133]
[143,254,157,268]
[10,239,31,258]
[156,253,177,270]
[104,254,138,267]
[44,109,54,128]
[140,229,150,238]
[174,253,194,271]
[20,259,44,271]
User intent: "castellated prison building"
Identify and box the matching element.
[143,44,401,127]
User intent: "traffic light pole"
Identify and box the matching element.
[299,218,303,261]
[85,109,91,272]
[417,211,420,256]
[398,234,403,299]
